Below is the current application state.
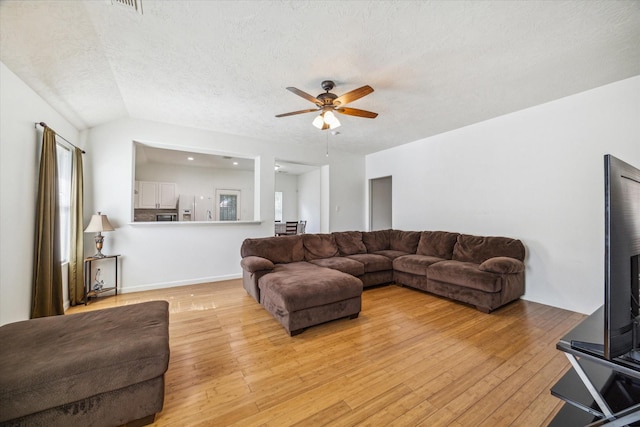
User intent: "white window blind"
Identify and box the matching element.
[56,143,72,263]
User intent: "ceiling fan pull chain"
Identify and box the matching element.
[326,132,329,157]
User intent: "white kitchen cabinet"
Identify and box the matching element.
[137,181,177,209]
[157,182,177,209]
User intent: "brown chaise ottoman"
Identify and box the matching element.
[0,301,170,427]
[259,262,363,335]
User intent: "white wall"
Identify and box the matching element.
[366,76,640,315]
[320,165,330,233]
[84,117,365,293]
[275,173,298,222]
[298,169,322,234]
[329,152,366,231]
[0,61,82,325]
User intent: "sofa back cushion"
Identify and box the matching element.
[389,230,421,253]
[241,235,304,264]
[452,234,525,264]
[303,233,339,260]
[333,231,367,256]
[417,231,459,259]
[362,229,391,253]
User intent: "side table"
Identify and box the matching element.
[84,254,120,305]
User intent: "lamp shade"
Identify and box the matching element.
[84,212,114,233]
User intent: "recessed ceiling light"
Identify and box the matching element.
[233,162,238,166]
[274,164,280,171]
[187,156,194,161]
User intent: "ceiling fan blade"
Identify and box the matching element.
[335,107,378,119]
[275,108,319,118]
[286,87,322,105]
[333,85,374,106]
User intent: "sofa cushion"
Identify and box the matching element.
[0,301,169,422]
[303,233,339,260]
[417,231,459,259]
[346,253,393,273]
[479,257,525,274]
[393,254,446,276]
[389,230,421,253]
[428,260,503,292]
[241,235,304,263]
[258,262,362,312]
[309,257,365,277]
[362,229,391,252]
[452,234,525,264]
[373,249,411,260]
[333,231,367,256]
[240,256,275,273]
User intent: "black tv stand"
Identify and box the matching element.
[550,306,640,426]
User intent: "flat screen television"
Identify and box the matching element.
[604,154,640,362]
[571,154,640,366]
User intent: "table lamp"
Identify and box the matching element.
[84,212,114,258]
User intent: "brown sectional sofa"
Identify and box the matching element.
[241,229,525,335]
[393,232,526,313]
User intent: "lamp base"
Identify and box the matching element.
[94,233,106,258]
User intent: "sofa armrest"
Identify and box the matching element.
[479,257,524,274]
[241,256,275,273]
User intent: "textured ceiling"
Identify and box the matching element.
[1,1,639,155]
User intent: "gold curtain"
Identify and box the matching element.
[69,147,84,306]
[32,127,64,318]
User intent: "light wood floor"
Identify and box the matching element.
[67,280,585,427]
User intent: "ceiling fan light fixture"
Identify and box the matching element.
[324,110,341,129]
[311,110,341,130]
[278,81,375,130]
[312,114,325,129]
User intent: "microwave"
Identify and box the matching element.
[156,213,177,222]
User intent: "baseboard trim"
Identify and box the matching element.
[119,273,242,294]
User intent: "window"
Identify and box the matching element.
[56,143,72,263]
[215,189,241,221]
[275,191,283,222]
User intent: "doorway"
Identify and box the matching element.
[370,176,392,230]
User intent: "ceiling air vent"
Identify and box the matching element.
[111,0,143,15]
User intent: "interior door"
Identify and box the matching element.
[215,189,241,221]
[370,176,392,231]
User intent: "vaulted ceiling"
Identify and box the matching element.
[1,1,639,155]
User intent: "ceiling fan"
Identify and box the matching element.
[275,80,378,130]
